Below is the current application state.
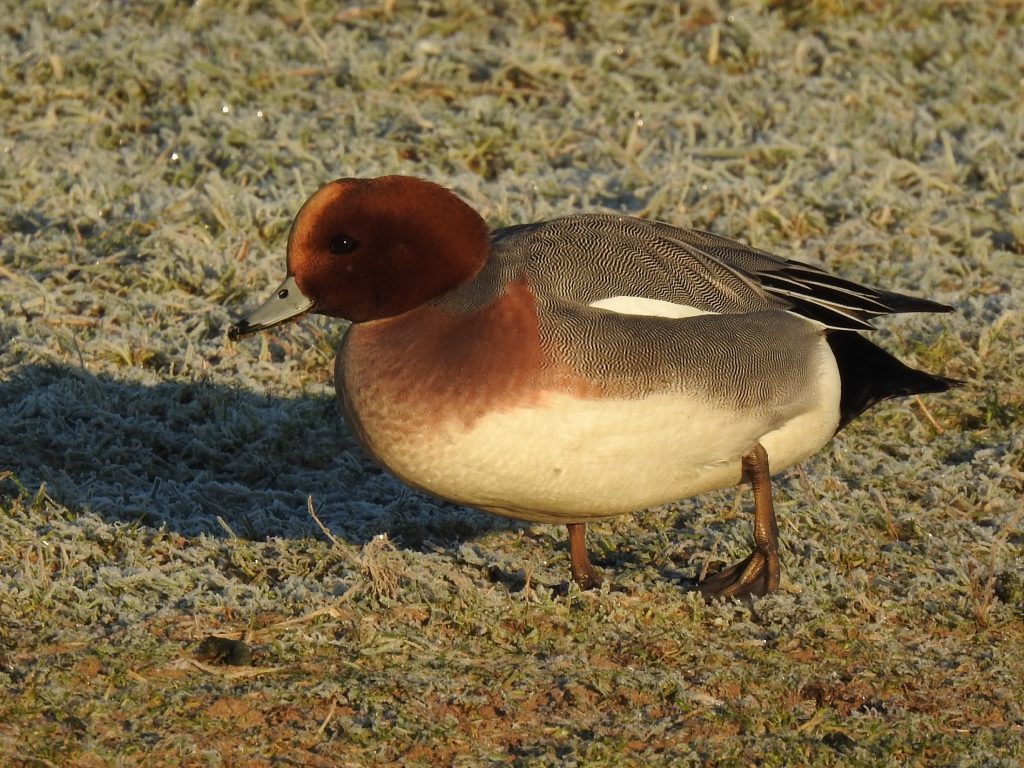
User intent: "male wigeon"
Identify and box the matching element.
[229,175,954,598]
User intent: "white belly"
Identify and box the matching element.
[354,359,841,524]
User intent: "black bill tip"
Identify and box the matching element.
[227,322,251,342]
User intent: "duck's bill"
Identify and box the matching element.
[227,275,317,341]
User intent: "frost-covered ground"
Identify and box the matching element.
[1,1,1022,765]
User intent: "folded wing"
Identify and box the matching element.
[494,215,952,329]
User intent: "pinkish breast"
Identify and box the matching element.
[335,281,590,461]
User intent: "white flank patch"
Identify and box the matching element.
[588,295,719,319]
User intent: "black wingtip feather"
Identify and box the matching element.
[873,290,955,315]
[783,295,876,331]
[757,261,954,328]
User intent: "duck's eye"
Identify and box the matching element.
[328,235,359,255]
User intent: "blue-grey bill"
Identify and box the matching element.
[227,275,316,341]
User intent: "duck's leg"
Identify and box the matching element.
[698,442,781,599]
[566,523,603,589]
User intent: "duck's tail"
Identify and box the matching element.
[827,331,959,431]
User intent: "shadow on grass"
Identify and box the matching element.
[0,363,521,547]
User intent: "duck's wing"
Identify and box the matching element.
[494,215,952,331]
[653,224,953,329]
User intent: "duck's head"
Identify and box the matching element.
[227,175,490,340]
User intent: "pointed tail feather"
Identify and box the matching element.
[826,331,959,430]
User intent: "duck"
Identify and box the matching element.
[228,175,955,598]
